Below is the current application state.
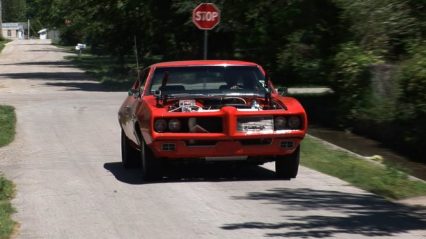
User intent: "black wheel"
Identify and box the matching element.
[121,129,140,168]
[275,146,300,179]
[140,138,162,181]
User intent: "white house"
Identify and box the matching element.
[1,22,27,40]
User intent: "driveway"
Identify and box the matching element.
[0,40,425,239]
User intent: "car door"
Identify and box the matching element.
[121,68,150,144]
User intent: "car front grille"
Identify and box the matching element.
[188,117,223,133]
[237,116,274,133]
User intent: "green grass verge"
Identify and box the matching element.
[0,177,15,239]
[301,136,426,200]
[0,106,16,238]
[0,106,16,147]
[0,39,8,53]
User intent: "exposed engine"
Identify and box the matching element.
[166,97,286,112]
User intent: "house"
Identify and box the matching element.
[1,22,27,40]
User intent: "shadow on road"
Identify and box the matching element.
[45,82,114,92]
[0,44,133,91]
[104,162,280,185]
[222,188,426,238]
[0,72,88,81]
[9,43,52,46]
[104,162,144,184]
[26,48,69,53]
[0,61,74,67]
[0,72,127,92]
[45,81,131,91]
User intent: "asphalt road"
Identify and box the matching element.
[0,40,425,239]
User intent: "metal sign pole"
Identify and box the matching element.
[203,30,208,60]
[192,3,220,60]
[28,19,30,39]
[134,35,141,80]
[0,0,3,39]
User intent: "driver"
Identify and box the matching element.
[222,71,259,90]
[222,71,243,90]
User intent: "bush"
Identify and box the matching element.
[397,43,426,119]
[332,42,383,123]
[276,30,324,86]
[350,43,426,162]
[394,43,426,159]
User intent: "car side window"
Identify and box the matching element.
[137,68,150,95]
[131,79,140,90]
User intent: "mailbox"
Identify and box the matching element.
[75,43,86,50]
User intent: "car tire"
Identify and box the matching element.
[140,138,162,181]
[275,146,300,179]
[121,129,140,168]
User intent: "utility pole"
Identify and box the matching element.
[28,18,30,39]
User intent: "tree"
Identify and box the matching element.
[2,0,26,22]
[334,0,418,59]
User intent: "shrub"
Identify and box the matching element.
[332,42,383,123]
[394,43,426,159]
[397,43,426,119]
[276,30,324,86]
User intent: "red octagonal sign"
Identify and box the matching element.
[192,3,221,30]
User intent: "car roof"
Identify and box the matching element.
[150,60,260,68]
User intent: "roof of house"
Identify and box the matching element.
[1,22,27,29]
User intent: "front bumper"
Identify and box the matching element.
[149,136,302,159]
[143,106,307,159]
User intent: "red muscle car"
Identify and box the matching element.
[118,60,307,180]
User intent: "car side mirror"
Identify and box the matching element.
[277,87,288,96]
[128,88,140,97]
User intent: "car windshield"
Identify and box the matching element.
[148,66,267,96]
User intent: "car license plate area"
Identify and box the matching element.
[237,116,274,133]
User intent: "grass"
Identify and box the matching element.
[0,106,16,238]
[0,177,15,239]
[0,106,16,148]
[0,39,10,53]
[301,136,426,200]
[65,52,139,91]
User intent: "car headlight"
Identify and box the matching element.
[168,119,181,132]
[154,119,167,132]
[274,116,287,130]
[288,116,301,129]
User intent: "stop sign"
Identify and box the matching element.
[192,3,221,30]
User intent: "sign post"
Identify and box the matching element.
[192,3,220,60]
[0,0,3,39]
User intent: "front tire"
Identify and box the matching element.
[121,130,140,168]
[275,146,300,179]
[140,139,162,181]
